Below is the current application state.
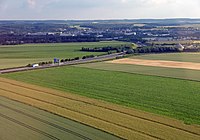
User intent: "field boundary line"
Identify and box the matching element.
[76,65,200,82]
[0,113,59,140]
[0,88,164,140]
[0,103,92,140]
[1,79,200,136]
[0,96,124,140]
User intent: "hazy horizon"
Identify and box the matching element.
[0,0,200,20]
[1,18,200,21]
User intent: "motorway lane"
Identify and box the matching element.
[0,53,124,74]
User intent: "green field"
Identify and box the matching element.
[0,96,120,140]
[78,62,200,81]
[130,53,200,63]
[76,52,200,81]
[2,66,200,125]
[0,41,128,69]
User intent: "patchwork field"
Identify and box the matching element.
[2,66,200,126]
[0,96,119,140]
[0,41,128,69]
[0,77,200,140]
[1,45,200,139]
[78,62,200,81]
[78,52,200,81]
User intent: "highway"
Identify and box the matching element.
[0,53,125,74]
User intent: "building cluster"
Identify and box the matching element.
[1,20,200,45]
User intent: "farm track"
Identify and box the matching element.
[0,113,59,140]
[0,78,200,140]
[0,79,199,136]
[0,103,92,140]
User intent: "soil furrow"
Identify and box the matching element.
[0,113,60,140]
[0,79,199,136]
[0,87,163,140]
[0,103,92,140]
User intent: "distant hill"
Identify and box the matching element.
[1,18,200,25]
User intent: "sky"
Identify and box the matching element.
[0,0,200,20]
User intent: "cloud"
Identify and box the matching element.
[142,0,173,5]
[0,0,5,3]
[0,0,5,7]
[27,0,36,8]
[121,0,128,3]
[0,0,8,11]
[0,0,200,19]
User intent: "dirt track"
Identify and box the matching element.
[109,58,200,70]
[0,77,200,140]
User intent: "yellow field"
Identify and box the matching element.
[109,58,200,70]
[0,77,200,140]
[148,40,199,45]
[194,41,200,43]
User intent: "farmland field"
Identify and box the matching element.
[1,45,200,139]
[109,58,200,70]
[0,41,128,69]
[78,62,200,81]
[78,52,200,81]
[0,96,120,140]
[130,53,200,63]
[0,77,200,140]
[2,66,200,126]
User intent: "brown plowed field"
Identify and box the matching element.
[0,77,200,140]
[109,58,200,70]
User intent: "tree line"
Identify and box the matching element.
[81,45,132,53]
[131,46,180,54]
[81,45,181,54]
[27,55,95,67]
